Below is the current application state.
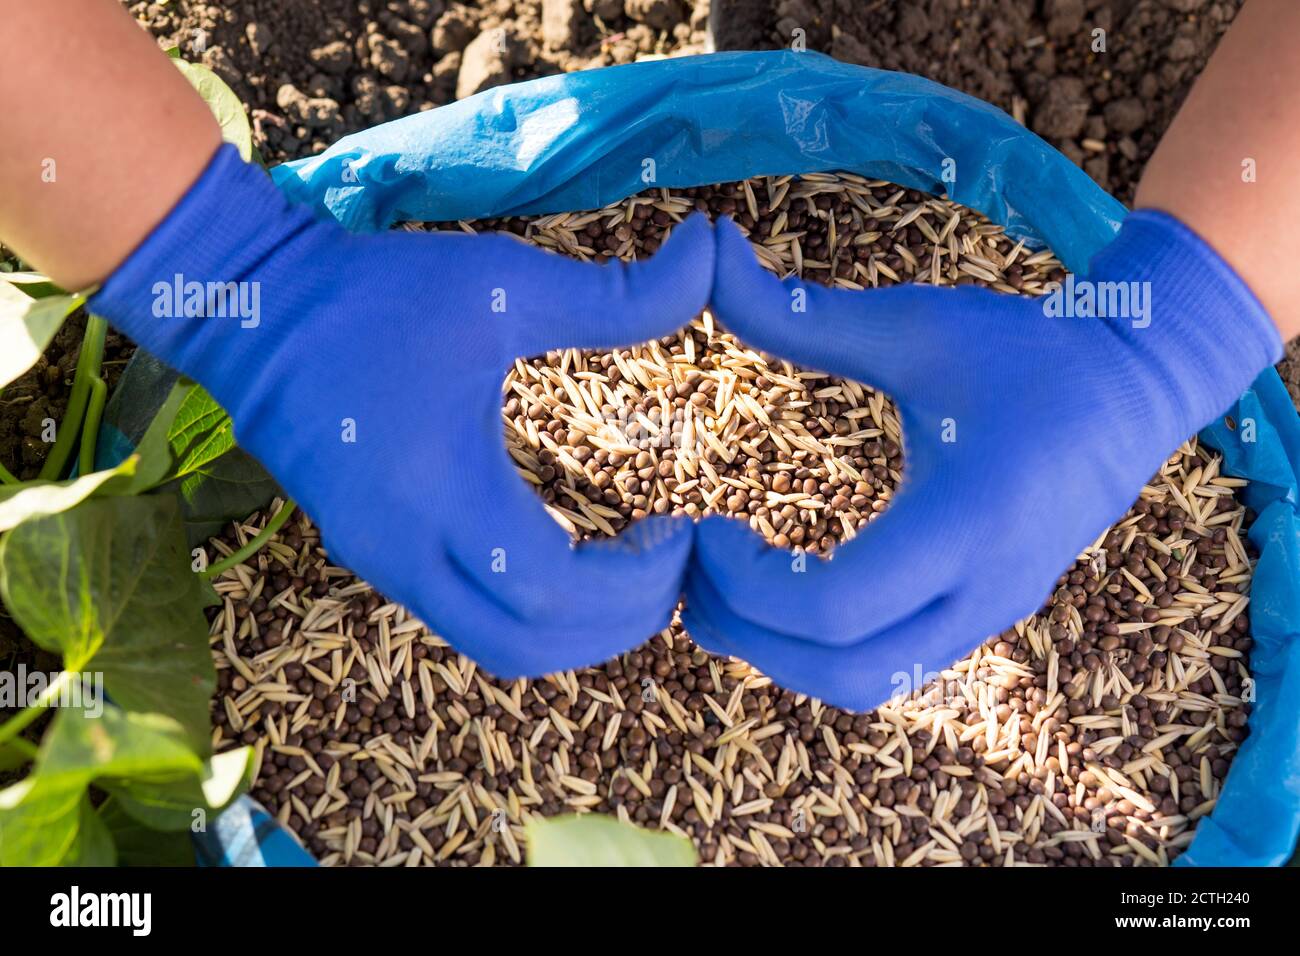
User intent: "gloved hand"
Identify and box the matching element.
[684,213,1282,711]
[90,144,715,676]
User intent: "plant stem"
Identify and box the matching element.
[0,393,15,482]
[78,374,108,477]
[5,737,37,760]
[38,314,108,480]
[204,497,297,578]
[0,669,73,751]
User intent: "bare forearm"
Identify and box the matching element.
[0,0,220,291]
[1136,0,1300,341]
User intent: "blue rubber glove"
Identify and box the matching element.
[684,213,1282,711]
[90,144,715,676]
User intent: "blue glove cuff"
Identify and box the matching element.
[1094,209,1282,365]
[89,144,318,364]
[1090,209,1283,433]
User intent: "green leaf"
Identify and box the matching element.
[0,281,83,389]
[93,357,279,540]
[121,379,190,492]
[143,380,282,544]
[164,447,280,546]
[0,495,216,749]
[67,795,117,866]
[105,746,253,831]
[0,741,32,773]
[525,814,697,867]
[166,383,234,481]
[2,272,65,298]
[0,458,137,532]
[0,380,182,530]
[98,797,195,866]
[174,60,253,161]
[0,707,207,866]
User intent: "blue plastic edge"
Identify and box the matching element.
[270,50,1126,273]
[222,49,1297,866]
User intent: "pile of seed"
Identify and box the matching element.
[207,176,1255,866]
[408,174,1065,549]
[207,448,1254,868]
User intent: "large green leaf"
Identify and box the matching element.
[0,707,230,866]
[0,457,139,532]
[174,60,253,161]
[0,280,83,389]
[97,797,195,867]
[165,447,280,546]
[105,746,253,831]
[67,795,117,866]
[525,814,697,867]
[0,495,216,749]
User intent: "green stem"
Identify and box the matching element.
[38,314,108,480]
[78,375,108,477]
[0,670,72,751]
[204,498,297,578]
[0,394,15,482]
[5,737,37,760]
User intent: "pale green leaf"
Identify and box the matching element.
[174,60,253,161]
[0,281,83,389]
[525,814,697,867]
[2,272,64,298]
[0,495,216,748]
[0,708,206,866]
[106,745,253,831]
[0,457,137,532]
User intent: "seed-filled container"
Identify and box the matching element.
[236,50,1300,867]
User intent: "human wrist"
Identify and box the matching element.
[88,144,320,394]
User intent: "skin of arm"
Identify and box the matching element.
[0,0,220,292]
[1136,0,1300,341]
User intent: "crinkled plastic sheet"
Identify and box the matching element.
[271,50,1125,273]
[261,50,1300,866]
[1186,376,1300,866]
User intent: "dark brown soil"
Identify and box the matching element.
[715,0,1243,206]
[1281,340,1300,409]
[0,308,131,482]
[0,616,59,788]
[126,0,710,164]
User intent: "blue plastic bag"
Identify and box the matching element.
[230,49,1298,866]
